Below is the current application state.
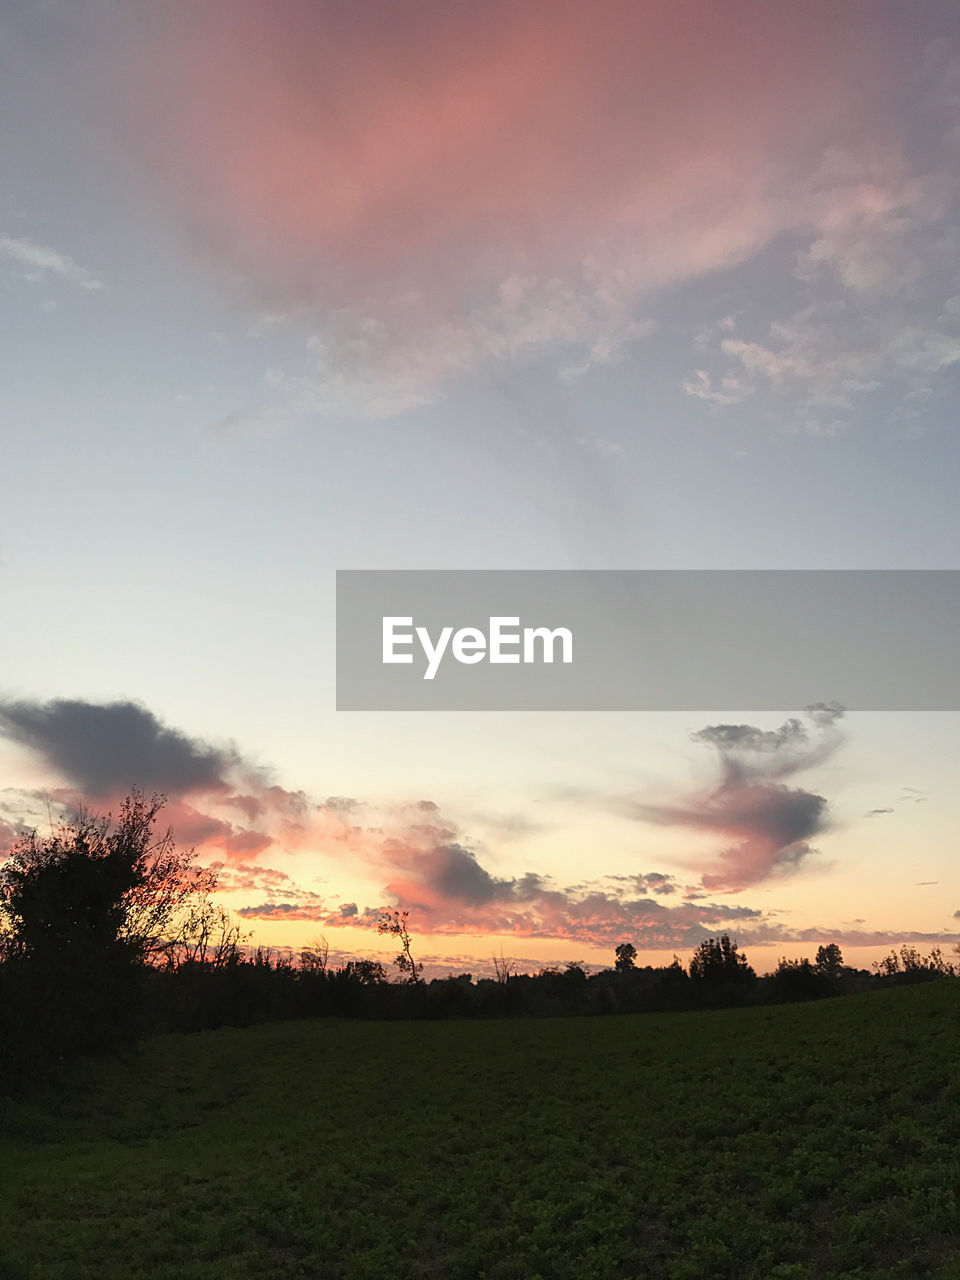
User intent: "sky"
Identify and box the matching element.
[1,0,958,977]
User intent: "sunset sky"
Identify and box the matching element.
[1,0,958,976]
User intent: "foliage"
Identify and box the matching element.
[873,943,955,981]
[772,957,833,1003]
[815,943,844,979]
[299,935,330,973]
[0,792,210,1076]
[1,982,958,1279]
[614,942,637,972]
[689,934,757,991]
[377,909,423,985]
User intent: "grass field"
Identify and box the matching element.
[1,981,958,1280]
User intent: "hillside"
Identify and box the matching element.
[2,982,958,1279]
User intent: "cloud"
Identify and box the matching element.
[77,0,922,420]
[0,233,102,289]
[239,282,657,423]
[232,806,767,949]
[684,125,960,429]
[0,697,238,797]
[0,696,314,869]
[632,706,844,892]
[0,816,28,857]
[0,692,941,956]
[602,872,679,896]
[213,863,323,902]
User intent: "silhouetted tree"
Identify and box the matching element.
[300,935,330,974]
[874,943,952,983]
[492,947,517,985]
[378,909,423,984]
[170,890,247,969]
[688,935,757,1004]
[814,943,843,980]
[772,956,832,1002]
[615,942,638,972]
[0,791,210,1068]
[341,958,388,984]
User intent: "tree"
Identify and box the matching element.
[377,909,423,984]
[300,934,330,974]
[0,791,211,1062]
[689,935,756,990]
[772,956,831,1002]
[926,946,954,976]
[339,958,387,984]
[170,890,247,969]
[814,943,843,980]
[492,947,516,985]
[615,941,638,973]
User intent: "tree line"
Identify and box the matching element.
[1,794,954,1092]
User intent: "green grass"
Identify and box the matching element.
[2,982,959,1280]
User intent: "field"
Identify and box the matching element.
[1,982,958,1280]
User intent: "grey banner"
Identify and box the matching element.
[336,570,960,710]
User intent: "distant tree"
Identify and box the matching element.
[377,910,423,985]
[300,935,330,974]
[898,944,923,973]
[492,947,516,985]
[926,946,954,976]
[814,943,844,980]
[615,942,638,973]
[689,935,756,993]
[875,943,953,982]
[772,956,831,1002]
[340,958,387,984]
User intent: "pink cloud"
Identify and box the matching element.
[633,707,843,892]
[108,1,888,307]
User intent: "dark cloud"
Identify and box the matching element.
[0,698,316,873]
[690,704,844,787]
[0,697,237,797]
[600,872,680,896]
[865,808,894,816]
[633,707,841,893]
[805,701,845,728]
[639,872,676,895]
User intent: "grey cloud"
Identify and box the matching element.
[633,707,838,892]
[0,697,238,797]
[691,705,844,786]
